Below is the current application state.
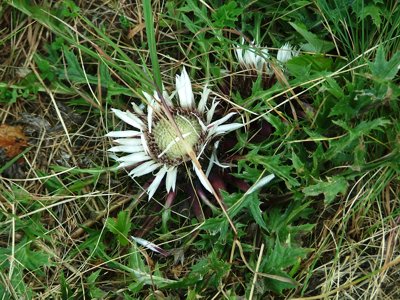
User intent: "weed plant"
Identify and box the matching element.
[0,0,399,299]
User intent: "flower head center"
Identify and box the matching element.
[152,114,202,162]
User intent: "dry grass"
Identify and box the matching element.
[1,0,399,299]
[292,168,400,299]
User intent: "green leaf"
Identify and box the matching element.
[126,242,147,293]
[368,47,400,81]
[291,151,306,176]
[248,153,300,188]
[200,217,229,237]
[303,176,348,204]
[266,203,313,241]
[329,97,356,118]
[287,55,333,79]
[225,192,247,218]
[289,22,335,53]
[324,77,344,99]
[265,114,286,136]
[262,241,309,294]
[223,190,268,230]
[211,1,243,28]
[106,210,131,246]
[87,270,106,298]
[34,55,55,81]
[165,251,230,289]
[358,5,382,28]
[267,241,309,273]
[324,118,391,161]
[99,60,112,85]
[60,272,74,300]
[247,193,268,230]
[181,14,200,33]
[61,46,98,84]
[183,0,214,29]
[15,240,52,275]
[130,268,176,287]
[129,241,148,272]
[59,0,80,18]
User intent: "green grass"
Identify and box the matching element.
[0,0,399,299]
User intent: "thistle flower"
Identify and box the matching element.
[107,68,242,199]
[235,40,271,74]
[235,41,300,71]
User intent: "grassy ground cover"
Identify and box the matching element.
[0,0,399,299]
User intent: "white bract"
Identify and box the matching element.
[277,42,300,64]
[107,68,242,199]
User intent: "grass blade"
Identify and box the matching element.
[143,0,162,90]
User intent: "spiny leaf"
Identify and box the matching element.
[289,22,335,53]
[60,46,98,84]
[303,176,348,204]
[246,193,268,230]
[262,241,309,294]
[324,118,391,160]
[368,47,400,81]
[358,5,383,28]
[106,210,131,246]
[16,242,53,275]
[87,270,106,298]
[248,153,300,188]
[212,1,243,28]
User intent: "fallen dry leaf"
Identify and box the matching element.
[0,124,28,161]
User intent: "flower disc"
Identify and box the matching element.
[151,113,202,163]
